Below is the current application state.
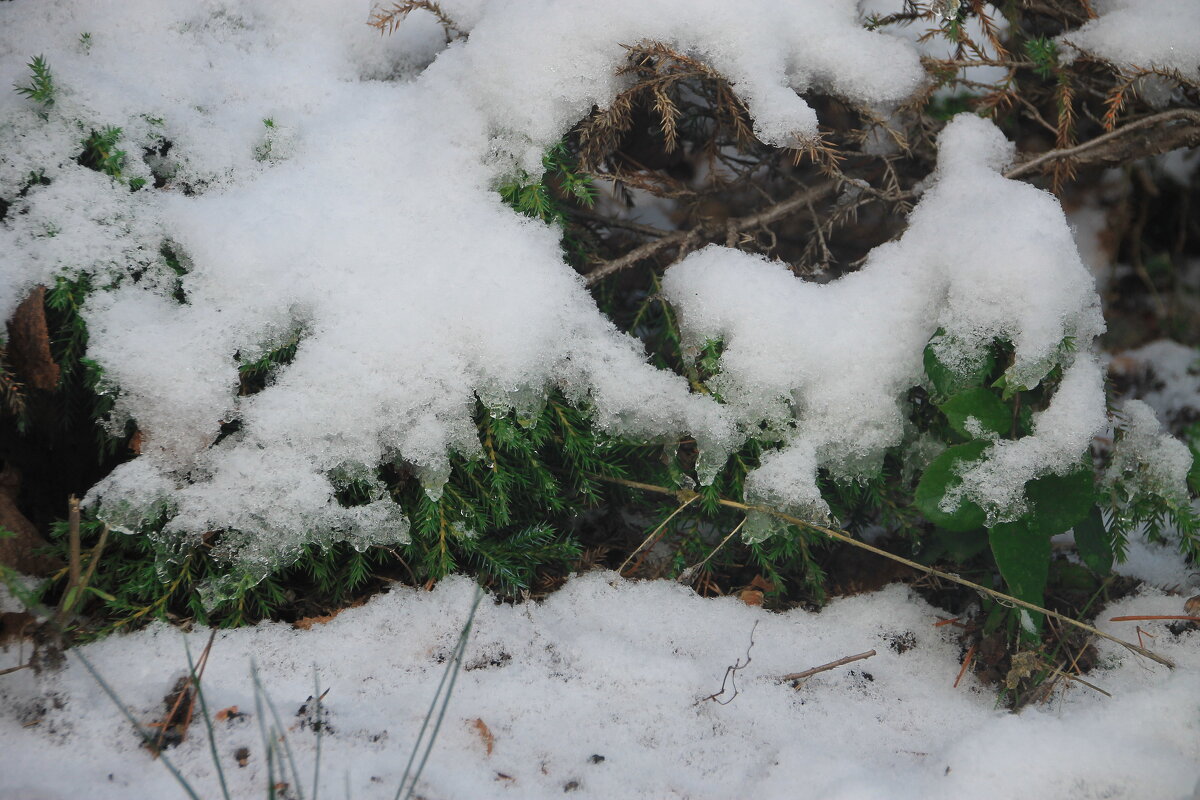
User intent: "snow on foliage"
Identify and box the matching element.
[0,0,1127,569]
[665,115,1106,524]
[1060,0,1200,75]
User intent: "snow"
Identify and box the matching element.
[860,0,1011,92]
[1061,0,1200,75]
[2,572,1199,800]
[1108,400,1194,500]
[1110,340,1200,428]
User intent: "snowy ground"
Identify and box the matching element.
[2,563,1199,800]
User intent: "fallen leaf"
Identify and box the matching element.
[472,717,495,756]
[739,589,764,607]
[748,575,775,593]
[293,613,338,630]
[214,706,241,722]
[292,599,365,630]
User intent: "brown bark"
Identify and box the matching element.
[5,285,60,391]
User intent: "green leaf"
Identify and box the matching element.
[1025,462,1095,536]
[915,440,989,531]
[87,586,118,602]
[1073,504,1113,575]
[923,339,994,401]
[989,519,1052,635]
[62,585,80,613]
[938,387,1011,439]
[934,525,990,562]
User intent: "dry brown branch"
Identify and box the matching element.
[1005,109,1200,181]
[583,182,837,286]
[149,628,216,756]
[780,649,877,685]
[594,474,1175,669]
[1047,662,1111,696]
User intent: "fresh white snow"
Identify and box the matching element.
[2,572,1199,800]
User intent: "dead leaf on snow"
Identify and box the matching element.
[471,717,495,756]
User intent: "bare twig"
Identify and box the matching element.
[53,496,83,628]
[583,182,837,286]
[699,621,757,705]
[77,525,109,598]
[618,493,699,576]
[677,517,746,586]
[780,649,876,685]
[1048,663,1111,697]
[1005,109,1200,180]
[953,644,976,688]
[66,497,80,592]
[593,474,1175,669]
[151,628,217,756]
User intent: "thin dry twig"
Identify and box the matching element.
[780,649,877,685]
[594,475,1175,669]
[699,620,757,705]
[583,182,837,285]
[1005,109,1200,180]
[618,493,700,576]
[677,517,746,586]
[150,629,217,756]
[953,644,977,688]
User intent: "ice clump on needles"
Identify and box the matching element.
[0,1,1106,574]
